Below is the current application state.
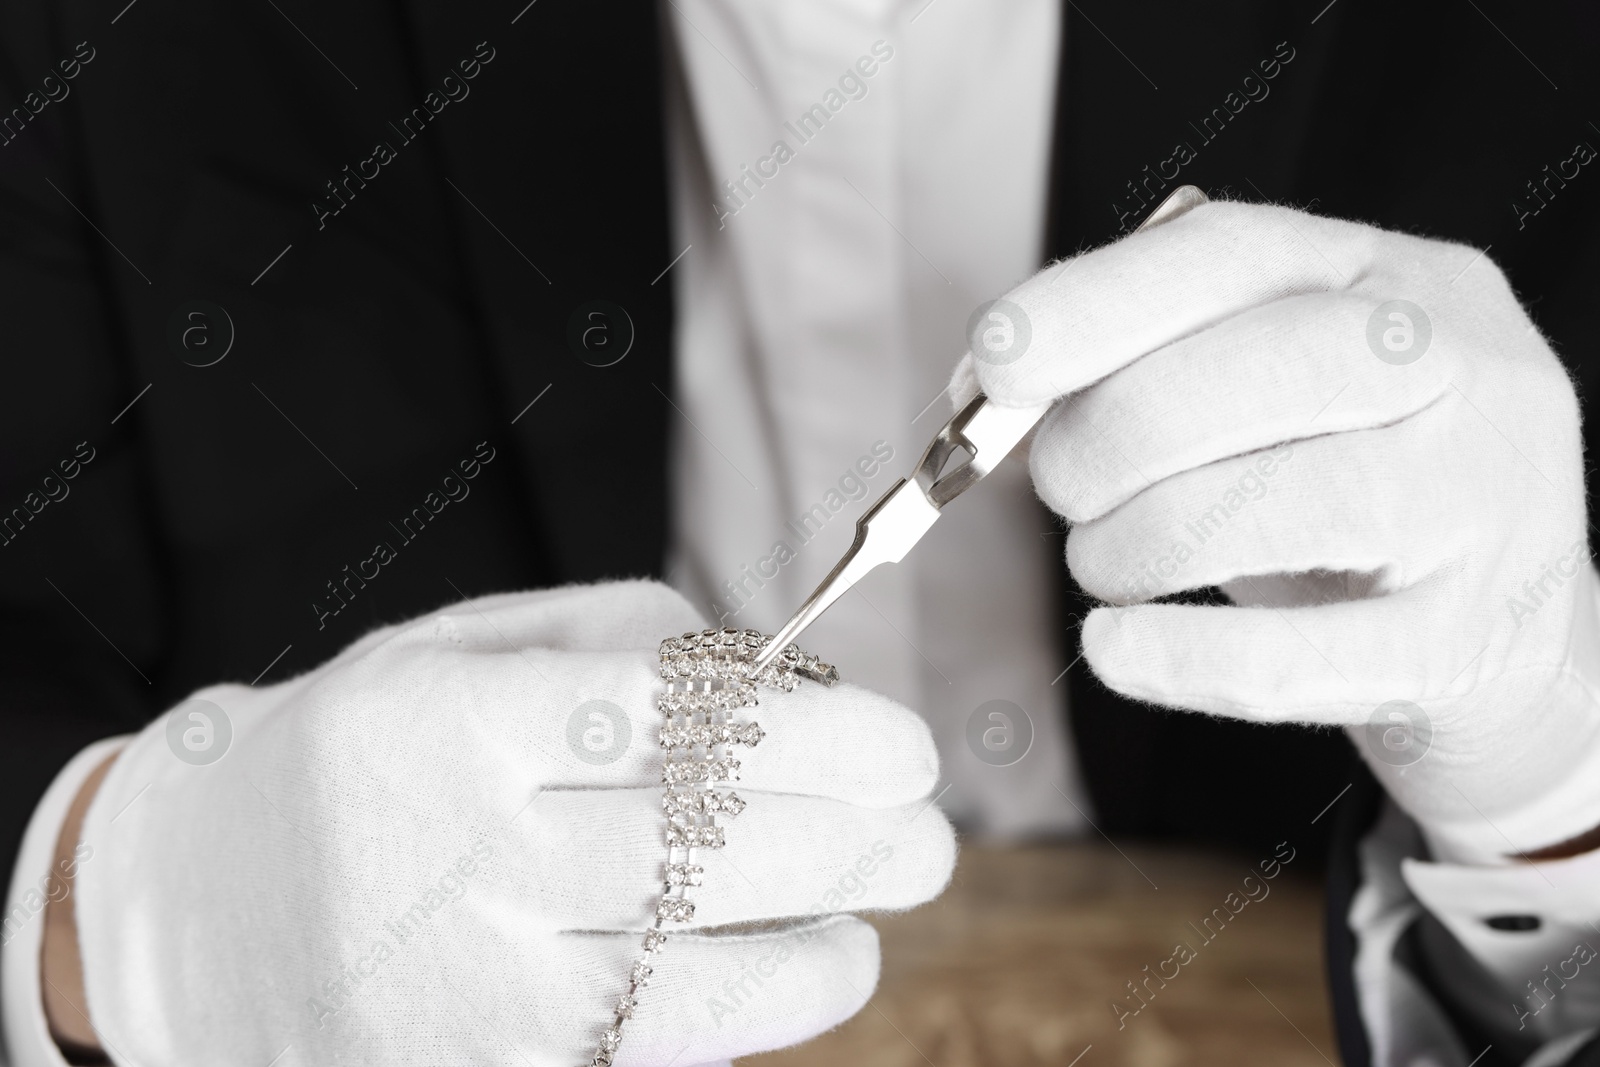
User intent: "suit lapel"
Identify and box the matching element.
[391,0,676,582]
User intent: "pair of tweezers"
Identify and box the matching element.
[750,185,1209,679]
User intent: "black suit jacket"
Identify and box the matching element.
[1,1,1595,1060]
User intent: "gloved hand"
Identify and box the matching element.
[955,199,1600,865]
[72,580,954,1065]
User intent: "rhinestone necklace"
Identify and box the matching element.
[583,627,836,1066]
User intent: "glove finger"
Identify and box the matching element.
[317,581,702,687]
[387,643,940,809]
[314,646,938,818]
[518,915,880,1066]
[431,578,707,653]
[1063,419,1457,605]
[484,656,942,807]
[512,788,955,928]
[1029,290,1454,523]
[970,201,1377,406]
[1080,587,1459,724]
[350,614,939,807]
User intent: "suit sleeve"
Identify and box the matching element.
[0,3,169,889]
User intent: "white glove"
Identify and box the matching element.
[72,580,954,1066]
[956,199,1600,865]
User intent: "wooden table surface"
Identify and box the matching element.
[739,841,1339,1067]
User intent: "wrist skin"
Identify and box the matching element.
[1522,820,1600,861]
[40,753,116,1064]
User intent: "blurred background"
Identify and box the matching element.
[743,843,1334,1067]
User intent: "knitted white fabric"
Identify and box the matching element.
[955,199,1600,865]
[71,580,955,1066]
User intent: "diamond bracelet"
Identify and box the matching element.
[583,628,837,1067]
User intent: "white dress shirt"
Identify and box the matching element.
[662,0,1085,836]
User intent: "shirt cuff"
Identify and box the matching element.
[1402,846,1600,1044]
[1,738,129,1067]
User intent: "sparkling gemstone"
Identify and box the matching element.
[665,790,734,816]
[665,820,716,848]
[600,1028,622,1052]
[665,862,704,886]
[592,1051,613,1067]
[656,896,696,922]
[617,994,637,1018]
[663,791,702,815]
[738,722,764,747]
[798,655,839,686]
[642,929,667,953]
[659,683,756,716]
[631,960,653,985]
